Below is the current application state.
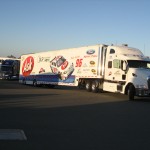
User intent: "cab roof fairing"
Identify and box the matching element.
[109,45,144,56]
[115,53,150,61]
[109,45,146,60]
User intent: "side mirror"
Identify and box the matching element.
[122,61,127,71]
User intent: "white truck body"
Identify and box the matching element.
[19,44,150,100]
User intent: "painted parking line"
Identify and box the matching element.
[0,129,27,140]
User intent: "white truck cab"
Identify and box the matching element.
[103,44,150,100]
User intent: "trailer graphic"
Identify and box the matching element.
[50,55,74,80]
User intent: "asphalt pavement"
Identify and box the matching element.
[0,80,150,150]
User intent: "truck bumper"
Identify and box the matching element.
[0,73,11,79]
[136,88,150,97]
[3,74,10,79]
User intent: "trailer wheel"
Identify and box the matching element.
[33,80,38,87]
[47,84,55,88]
[23,79,26,85]
[91,81,99,93]
[85,81,92,92]
[128,84,135,101]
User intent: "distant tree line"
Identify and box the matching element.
[7,55,16,58]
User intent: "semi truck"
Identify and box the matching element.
[0,57,13,72]
[19,44,150,100]
[0,59,20,79]
[0,58,4,72]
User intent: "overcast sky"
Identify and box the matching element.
[0,0,150,58]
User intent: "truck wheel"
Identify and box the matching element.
[85,81,92,92]
[91,81,99,93]
[128,85,135,100]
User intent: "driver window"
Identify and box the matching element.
[113,59,121,68]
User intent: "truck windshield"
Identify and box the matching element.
[56,57,66,67]
[1,66,12,71]
[127,60,150,69]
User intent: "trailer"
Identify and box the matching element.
[19,44,150,100]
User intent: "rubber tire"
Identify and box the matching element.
[33,80,37,87]
[128,85,135,101]
[78,83,83,89]
[23,79,26,85]
[47,84,55,88]
[85,81,92,92]
[91,81,99,93]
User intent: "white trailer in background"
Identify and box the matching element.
[19,44,150,100]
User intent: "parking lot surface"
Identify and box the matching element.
[0,80,150,150]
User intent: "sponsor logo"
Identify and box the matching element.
[83,69,90,72]
[83,63,88,67]
[22,56,34,77]
[39,68,45,74]
[90,61,95,65]
[86,49,95,55]
[91,69,96,75]
[91,69,96,73]
[38,56,51,62]
[61,61,68,70]
[77,69,82,74]
[109,71,112,76]
[114,71,121,75]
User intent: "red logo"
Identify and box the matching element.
[61,61,68,70]
[22,56,34,77]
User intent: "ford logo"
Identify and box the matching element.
[86,49,95,55]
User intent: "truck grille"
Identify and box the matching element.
[147,78,150,89]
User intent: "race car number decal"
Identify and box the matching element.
[75,59,83,67]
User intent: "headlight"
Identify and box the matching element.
[136,84,147,89]
[132,73,137,77]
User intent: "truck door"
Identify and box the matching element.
[105,59,126,82]
[103,46,127,92]
[112,59,126,81]
[104,59,126,92]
